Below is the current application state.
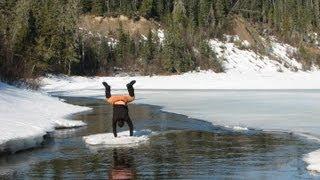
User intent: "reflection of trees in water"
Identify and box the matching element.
[109,148,137,180]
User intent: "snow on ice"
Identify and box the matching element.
[0,82,90,153]
[83,130,154,147]
[304,150,320,173]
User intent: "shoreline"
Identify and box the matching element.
[42,71,320,91]
[0,82,91,154]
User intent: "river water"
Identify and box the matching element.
[0,97,319,179]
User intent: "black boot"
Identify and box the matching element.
[102,82,111,98]
[127,80,136,87]
[126,80,136,97]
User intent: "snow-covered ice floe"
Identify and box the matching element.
[304,150,320,173]
[54,119,87,129]
[83,130,154,147]
[0,82,91,153]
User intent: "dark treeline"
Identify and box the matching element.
[0,0,79,81]
[1,0,320,81]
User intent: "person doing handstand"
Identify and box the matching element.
[102,80,136,137]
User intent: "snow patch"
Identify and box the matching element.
[226,126,249,131]
[242,40,250,47]
[0,82,90,153]
[42,70,320,90]
[157,29,165,43]
[304,150,320,173]
[54,119,87,129]
[141,34,147,40]
[209,38,301,74]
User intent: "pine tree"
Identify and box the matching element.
[92,0,105,16]
[208,4,216,30]
[80,0,93,13]
[314,0,320,28]
[185,0,199,28]
[140,0,153,18]
[141,29,156,74]
[172,0,187,27]
[163,24,195,73]
[214,0,225,26]
[115,24,135,67]
[198,0,210,27]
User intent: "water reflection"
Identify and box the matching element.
[110,149,136,180]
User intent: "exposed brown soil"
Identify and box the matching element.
[231,16,256,45]
[79,15,160,38]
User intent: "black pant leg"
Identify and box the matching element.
[105,85,111,98]
[127,85,134,97]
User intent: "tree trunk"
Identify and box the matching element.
[106,0,110,14]
[314,0,320,27]
[68,60,71,75]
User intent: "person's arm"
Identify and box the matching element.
[127,118,134,136]
[113,120,117,137]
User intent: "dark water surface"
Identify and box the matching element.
[0,97,319,179]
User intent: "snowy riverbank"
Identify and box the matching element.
[0,82,91,153]
[43,70,320,91]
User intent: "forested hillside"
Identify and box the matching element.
[1,0,320,82]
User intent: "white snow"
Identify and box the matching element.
[209,39,301,74]
[157,29,165,43]
[304,150,320,173]
[43,70,320,90]
[141,34,147,40]
[54,119,87,129]
[226,126,249,131]
[83,130,153,147]
[0,82,90,153]
[41,38,320,173]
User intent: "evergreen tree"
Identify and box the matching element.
[198,0,210,27]
[92,0,105,16]
[214,0,225,27]
[163,24,195,73]
[172,0,187,27]
[141,29,156,74]
[2,0,320,81]
[314,0,320,28]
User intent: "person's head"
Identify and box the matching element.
[118,120,124,127]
